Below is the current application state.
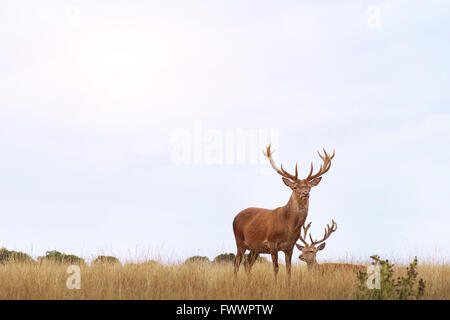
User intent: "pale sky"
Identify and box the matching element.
[1,0,449,264]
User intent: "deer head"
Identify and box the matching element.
[263,145,335,200]
[295,220,337,269]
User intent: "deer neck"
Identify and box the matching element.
[283,193,309,231]
[285,193,309,216]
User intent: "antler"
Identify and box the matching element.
[309,219,338,246]
[305,148,335,182]
[298,221,312,246]
[264,145,335,182]
[263,144,298,181]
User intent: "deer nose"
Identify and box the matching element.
[302,191,309,196]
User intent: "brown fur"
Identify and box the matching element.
[232,145,335,279]
[233,193,308,278]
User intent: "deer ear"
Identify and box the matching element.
[317,242,326,250]
[310,177,322,187]
[295,243,304,250]
[282,178,293,188]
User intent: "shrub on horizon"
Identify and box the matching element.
[0,247,34,263]
[213,253,235,264]
[93,255,120,265]
[213,253,269,264]
[243,254,269,264]
[185,256,210,264]
[38,250,85,265]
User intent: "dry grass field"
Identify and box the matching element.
[0,259,449,300]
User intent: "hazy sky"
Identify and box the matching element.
[1,0,449,264]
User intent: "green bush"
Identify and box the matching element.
[93,255,120,265]
[243,254,269,264]
[355,255,425,300]
[39,250,85,265]
[185,256,210,264]
[0,247,34,263]
[213,253,270,264]
[213,253,236,263]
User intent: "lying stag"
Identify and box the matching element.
[296,220,365,273]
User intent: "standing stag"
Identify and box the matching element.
[296,220,364,273]
[232,145,335,279]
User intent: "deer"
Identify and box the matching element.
[232,144,335,279]
[296,220,365,273]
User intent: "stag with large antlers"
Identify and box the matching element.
[232,144,335,279]
[296,219,337,270]
[296,220,365,272]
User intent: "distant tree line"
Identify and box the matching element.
[1,247,269,266]
[0,248,121,265]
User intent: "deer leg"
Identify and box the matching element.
[249,252,259,270]
[243,254,249,273]
[270,250,279,280]
[245,251,258,274]
[284,249,293,281]
[234,247,245,277]
[243,253,250,272]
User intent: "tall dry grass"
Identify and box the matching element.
[0,260,448,299]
